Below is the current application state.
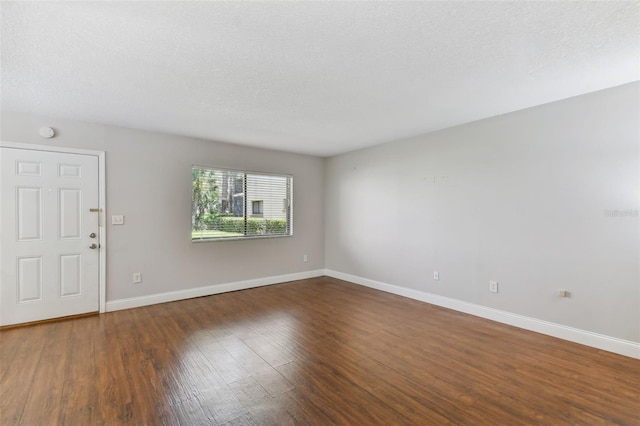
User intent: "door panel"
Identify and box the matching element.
[1,147,100,326]
[17,187,42,240]
[60,189,82,239]
[60,254,82,297]
[17,257,43,302]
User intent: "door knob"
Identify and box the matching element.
[89,243,98,249]
[89,232,96,238]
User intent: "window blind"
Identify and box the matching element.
[192,166,292,241]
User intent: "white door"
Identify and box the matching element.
[0,147,100,326]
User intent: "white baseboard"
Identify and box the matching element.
[106,269,325,312]
[324,269,640,360]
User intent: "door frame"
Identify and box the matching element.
[0,141,107,313]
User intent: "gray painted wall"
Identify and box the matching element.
[325,82,639,342]
[1,112,325,301]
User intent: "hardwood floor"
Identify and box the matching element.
[1,276,638,425]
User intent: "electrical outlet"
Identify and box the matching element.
[489,280,499,293]
[303,254,308,262]
[112,215,124,225]
[133,272,142,284]
[433,271,439,280]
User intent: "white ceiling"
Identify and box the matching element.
[1,1,638,157]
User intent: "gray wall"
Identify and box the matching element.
[3,83,638,344]
[325,82,639,342]
[1,112,325,301]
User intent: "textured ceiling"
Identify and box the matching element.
[1,1,639,157]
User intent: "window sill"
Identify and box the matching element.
[192,234,293,243]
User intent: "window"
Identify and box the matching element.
[251,200,264,217]
[192,166,292,241]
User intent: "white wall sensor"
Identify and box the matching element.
[39,127,55,138]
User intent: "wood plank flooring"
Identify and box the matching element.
[1,276,638,425]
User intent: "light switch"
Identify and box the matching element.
[112,215,124,225]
